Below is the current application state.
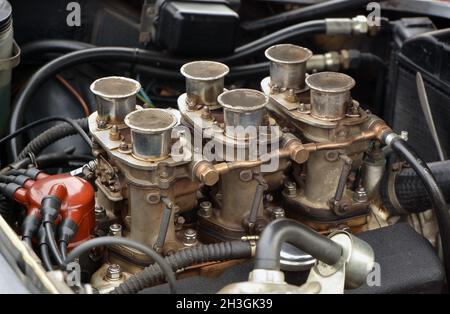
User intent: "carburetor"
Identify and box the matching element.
[178,61,303,241]
[261,44,382,231]
[87,44,390,291]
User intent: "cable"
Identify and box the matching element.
[241,0,373,31]
[44,222,64,267]
[220,20,326,63]
[111,240,253,294]
[40,244,54,271]
[59,241,68,261]
[64,236,177,294]
[2,116,92,157]
[385,135,450,288]
[55,75,90,117]
[21,40,95,60]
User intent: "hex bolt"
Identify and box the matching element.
[109,223,122,237]
[271,207,285,220]
[105,264,122,281]
[284,180,297,197]
[284,89,298,103]
[199,201,213,217]
[183,228,198,246]
[353,187,368,203]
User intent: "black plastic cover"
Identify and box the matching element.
[154,0,239,56]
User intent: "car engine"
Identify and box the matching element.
[0,0,449,296]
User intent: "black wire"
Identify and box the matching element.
[241,0,373,31]
[59,241,68,260]
[1,116,92,150]
[64,236,177,294]
[44,222,65,267]
[40,244,54,271]
[220,20,326,63]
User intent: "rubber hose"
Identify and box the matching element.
[380,160,450,214]
[17,118,88,160]
[111,240,253,294]
[241,0,373,31]
[222,20,326,63]
[254,218,342,271]
[387,136,450,288]
[21,40,95,60]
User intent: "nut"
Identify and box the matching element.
[109,223,122,237]
[183,228,198,246]
[271,207,285,220]
[284,180,297,197]
[199,201,213,217]
[353,187,368,203]
[106,264,122,281]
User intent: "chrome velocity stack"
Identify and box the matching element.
[180,61,229,109]
[124,108,177,160]
[305,72,355,121]
[265,44,312,92]
[90,76,141,126]
[218,89,268,139]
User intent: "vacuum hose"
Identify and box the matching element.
[254,219,342,271]
[111,240,253,294]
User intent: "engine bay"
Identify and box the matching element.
[0,0,450,295]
